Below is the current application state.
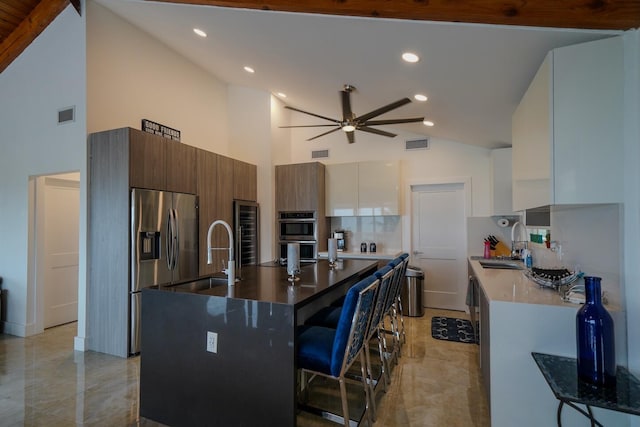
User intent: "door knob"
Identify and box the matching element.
[413,250,423,255]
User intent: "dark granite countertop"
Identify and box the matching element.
[153,258,378,308]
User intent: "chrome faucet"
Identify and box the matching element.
[206,220,235,287]
[510,221,528,259]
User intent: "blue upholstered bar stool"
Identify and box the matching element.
[379,254,409,364]
[297,276,379,427]
[304,267,394,421]
[369,266,395,393]
[391,254,409,347]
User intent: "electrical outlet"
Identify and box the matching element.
[206,331,218,353]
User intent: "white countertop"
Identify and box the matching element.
[469,258,577,307]
[318,250,402,260]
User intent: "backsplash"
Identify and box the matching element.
[329,216,402,253]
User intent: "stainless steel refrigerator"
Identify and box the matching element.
[130,188,198,355]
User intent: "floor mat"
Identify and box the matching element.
[431,316,478,344]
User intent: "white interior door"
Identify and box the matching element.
[42,176,80,328]
[411,183,467,311]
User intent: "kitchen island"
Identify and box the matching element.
[469,259,628,427]
[139,259,378,427]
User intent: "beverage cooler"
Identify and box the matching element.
[234,201,260,270]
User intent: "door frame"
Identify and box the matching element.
[28,172,80,335]
[403,176,472,264]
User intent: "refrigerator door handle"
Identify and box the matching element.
[166,209,174,270]
[173,208,180,270]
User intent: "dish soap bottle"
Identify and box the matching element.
[523,249,532,268]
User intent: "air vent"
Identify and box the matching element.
[311,149,329,159]
[405,138,429,151]
[58,106,75,124]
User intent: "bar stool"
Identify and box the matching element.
[297,276,379,427]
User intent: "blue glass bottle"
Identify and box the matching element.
[576,276,616,386]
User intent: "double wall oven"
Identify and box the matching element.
[278,211,318,262]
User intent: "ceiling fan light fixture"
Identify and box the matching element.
[243,66,255,73]
[402,52,420,63]
[193,28,207,38]
[414,94,428,102]
[342,124,356,132]
[423,120,435,127]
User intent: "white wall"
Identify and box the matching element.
[87,1,230,154]
[623,29,640,394]
[0,5,86,337]
[227,86,276,262]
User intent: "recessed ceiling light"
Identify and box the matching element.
[276,92,287,98]
[193,28,207,38]
[423,120,435,127]
[414,94,428,102]
[244,66,255,74]
[402,52,420,63]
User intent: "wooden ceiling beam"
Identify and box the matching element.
[151,0,640,30]
[0,0,70,74]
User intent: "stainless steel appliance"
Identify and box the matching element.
[130,188,198,355]
[279,211,317,262]
[234,200,260,276]
[333,230,346,252]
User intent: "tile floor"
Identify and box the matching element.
[0,308,489,426]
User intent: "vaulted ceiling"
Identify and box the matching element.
[1,0,639,75]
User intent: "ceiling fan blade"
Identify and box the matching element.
[346,131,355,144]
[279,124,339,128]
[284,105,340,124]
[307,127,341,141]
[357,126,397,138]
[341,90,354,121]
[364,117,424,125]
[355,98,412,123]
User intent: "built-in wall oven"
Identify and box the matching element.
[279,211,317,262]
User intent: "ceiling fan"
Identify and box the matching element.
[280,85,424,144]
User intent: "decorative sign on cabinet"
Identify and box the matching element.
[325,160,401,216]
[512,36,623,211]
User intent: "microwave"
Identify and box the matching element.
[279,211,317,241]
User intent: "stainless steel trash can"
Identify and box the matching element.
[401,266,424,317]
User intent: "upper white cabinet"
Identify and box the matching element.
[326,160,401,216]
[491,148,516,216]
[325,162,358,216]
[512,36,623,211]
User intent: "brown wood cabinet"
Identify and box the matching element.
[129,130,166,190]
[275,162,329,252]
[166,141,197,194]
[196,149,218,276]
[197,153,256,276]
[128,128,196,194]
[233,159,257,202]
[275,162,325,212]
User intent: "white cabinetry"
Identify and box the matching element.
[512,36,623,211]
[325,162,358,216]
[326,160,400,216]
[491,148,516,216]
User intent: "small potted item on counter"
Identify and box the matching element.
[369,242,376,253]
[360,242,367,253]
